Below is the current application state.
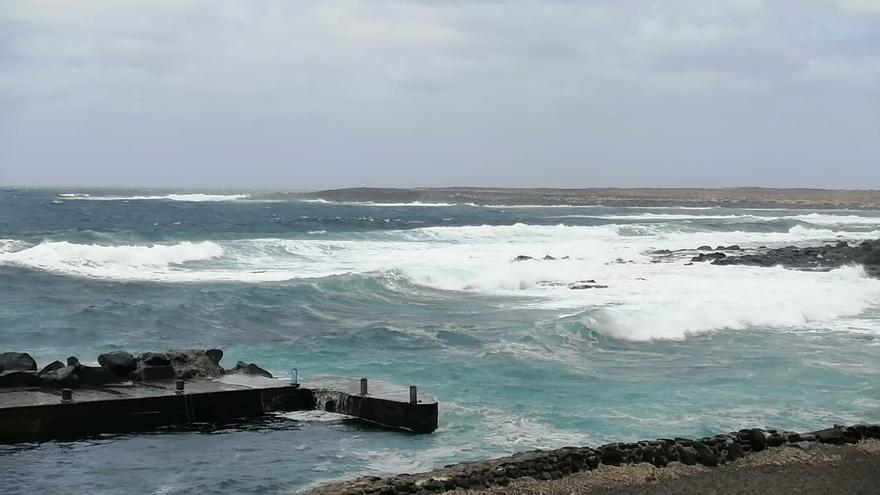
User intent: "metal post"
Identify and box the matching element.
[175,380,185,395]
[360,378,368,396]
[61,388,72,403]
[409,385,417,405]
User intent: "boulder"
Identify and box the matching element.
[0,370,39,387]
[0,352,37,372]
[132,350,225,381]
[133,364,175,381]
[726,442,745,461]
[39,366,80,388]
[749,428,768,451]
[599,446,623,466]
[67,356,80,367]
[38,360,65,376]
[136,350,224,379]
[206,349,224,366]
[79,365,118,385]
[167,350,225,378]
[98,351,137,377]
[139,353,171,366]
[813,427,846,445]
[512,255,533,262]
[227,361,273,378]
[674,444,698,465]
[692,441,719,467]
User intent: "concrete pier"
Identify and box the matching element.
[0,375,438,443]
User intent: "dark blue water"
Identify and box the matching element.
[2,188,880,494]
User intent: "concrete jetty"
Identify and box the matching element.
[0,374,438,443]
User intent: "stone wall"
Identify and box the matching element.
[310,424,880,495]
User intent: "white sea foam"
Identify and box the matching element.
[547,212,880,226]
[275,410,353,422]
[58,193,249,202]
[0,239,32,254]
[4,219,880,339]
[0,241,223,279]
[788,213,880,225]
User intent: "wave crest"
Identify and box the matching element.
[0,241,224,279]
[58,193,249,202]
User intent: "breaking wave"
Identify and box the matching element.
[58,193,250,202]
[3,220,880,341]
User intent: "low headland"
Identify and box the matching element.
[292,187,880,209]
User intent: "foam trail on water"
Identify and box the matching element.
[546,212,880,225]
[58,193,249,202]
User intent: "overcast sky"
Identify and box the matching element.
[1,1,878,189]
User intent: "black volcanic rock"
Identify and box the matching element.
[38,360,65,376]
[0,370,39,388]
[692,252,727,262]
[227,361,273,378]
[40,365,80,388]
[712,239,880,276]
[79,365,117,385]
[135,350,224,380]
[98,351,137,377]
[0,352,37,372]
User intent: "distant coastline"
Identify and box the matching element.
[294,187,880,210]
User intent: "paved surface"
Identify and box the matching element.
[0,375,434,409]
[0,375,286,408]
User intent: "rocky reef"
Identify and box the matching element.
[0,349,272,389]
[690,239,880,277]
[310,424,880,495]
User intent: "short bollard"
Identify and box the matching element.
[360,378,368,396]
[61,388,73,403]
[409,385,418,405]
[175,380,185,395]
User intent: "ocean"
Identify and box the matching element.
[1,188,879,494]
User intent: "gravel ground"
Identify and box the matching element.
[454,440,880,495]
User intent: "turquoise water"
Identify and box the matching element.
[1,188,879,494]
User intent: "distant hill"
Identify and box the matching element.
[290,187,880,209]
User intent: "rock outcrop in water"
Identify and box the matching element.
[691,239,880,277]
[309,424,880,495]
[0,348,269,388]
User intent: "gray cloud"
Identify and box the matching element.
[0,0,878,189]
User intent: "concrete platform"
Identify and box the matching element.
[0,376,438,443]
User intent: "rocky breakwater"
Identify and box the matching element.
[310,424,880,495]
[0,349,273,389]
[690,239,880,277]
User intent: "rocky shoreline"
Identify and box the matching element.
[456,439,880,495]
[0,349,273,389]
[310,424,880,495]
